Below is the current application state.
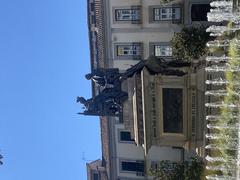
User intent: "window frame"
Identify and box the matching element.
[149,6,181,23]
[119,159,145,176]
[149,42,172,58]
[91,171,100,180]
[118,130,135,143]
[113,6,141,23]
[114,42,143,60]
[153,7,181,21]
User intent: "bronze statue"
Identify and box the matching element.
[85,73,106,87]
[85,68,121,87]
[120,56,190,80]
[76,88,127,116]
[78,56,189,116]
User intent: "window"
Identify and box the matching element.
[154,45,172,57]
[151,161,159,170]
[115,43,142,59]
[121,161,144,176]
[150,43,172,58]
[91,15,96,24]
[163,88,183,133]
[191,4,211,21]
[117,45,141,56]
[90,2,95,12]
[93,173,99,180]
[115,8,141,21]
[153,7,180,21]
[120,131,134,142]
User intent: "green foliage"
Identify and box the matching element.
[149,157,204,180]
[210,38,240,177]
[205,24,240,178]
[171,26,210,61]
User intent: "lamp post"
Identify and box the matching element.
[0,154,3,165]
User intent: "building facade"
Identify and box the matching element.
[86,0,211,179]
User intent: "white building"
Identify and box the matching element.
[86,0,211,179]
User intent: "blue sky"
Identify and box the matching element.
[0,0,101,179]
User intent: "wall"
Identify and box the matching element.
[114,123,145,179]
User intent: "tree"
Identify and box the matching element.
[171,26,210,61]
[149,157,204,180]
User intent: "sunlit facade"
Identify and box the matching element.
[86,0,211,179]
